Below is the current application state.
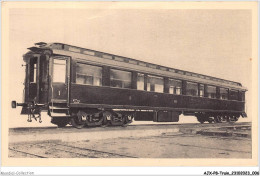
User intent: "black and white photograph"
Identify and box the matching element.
[1,1,258,172]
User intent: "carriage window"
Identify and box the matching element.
[220,88,228,100]
[207,86,216,99]
[53,59,66,83]
[199,84,204,97]
[229,90,239,100]
[186,82,198,96]
[137,73,144,90]
[29,60,37,83]
[110,69,132,88]
[169,78,182,95]
[147,75,164,93]
[76,63,102,86]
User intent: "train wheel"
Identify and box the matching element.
[230,116,239,122]
[222,116,230,123]
[111,115,124,126]
[196,115,205,124]
[101,117,108,127]
[214,116,221,123]
[102,111,112,126]
[220,116,223,122]
[208,118,214,123]
[57,122,68,128]
[121,114,132,127]
[70,111,86,129]
[226,116,230,122]
[70,118,85,129]
[199,120,205,124]
[51,117,69,128]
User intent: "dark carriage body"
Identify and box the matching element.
[70,85,245,114]
[12,42,247,127]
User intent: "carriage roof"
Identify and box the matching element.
[28,42,247,91]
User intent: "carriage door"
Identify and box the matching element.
[51,56,70,103]
[38,55,49,104]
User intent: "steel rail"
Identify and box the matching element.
[9,148,47,158]
[52,143,138,158]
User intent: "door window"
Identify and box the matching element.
[29,58,37,83]
[53,59,66,83]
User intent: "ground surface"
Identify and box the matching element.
[9,122,251,158]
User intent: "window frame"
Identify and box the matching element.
[110,68,132,89]
[52,58,67,83]
[229,89,239,101]
[199,84,205,97]
[186,81,199,97]
[168,78,182,95]
[75,61,103,86]
[146,74,164,93]
[207,85,217,99]
[219,87,229,100]
[137,73,145,91]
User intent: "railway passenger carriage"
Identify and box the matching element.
[12,42,247,128]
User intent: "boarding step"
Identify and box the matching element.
[50,112,71,117]
[49,107,69,113]
[50,102,68,106]
[49,101,69,115]
[51,99,68,103]
[49,106,69,110]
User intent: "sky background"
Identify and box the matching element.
[7,7,252,127]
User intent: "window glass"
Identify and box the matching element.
[110,69,131,88]
[220,88,228,100]
[169,78,182,95]
[29,58,37,83]
[76,63,102,86]
[147,75,164,93]
[207,86,216,99]
[229,90,239,100]
[53,59,66,83]
[137,73,144,90]
[199,84,204,97]
[186,82,198,96]
[30,64,37,83]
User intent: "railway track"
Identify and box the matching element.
[9,122,251,133]
[139,135,251,154]
[9,148,48,158]
[8,122,251,158]
[9,141,137,158]
[9,122,251,143]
